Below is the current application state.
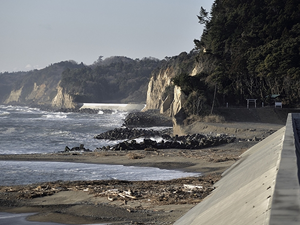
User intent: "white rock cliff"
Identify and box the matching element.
[144,63,202,134]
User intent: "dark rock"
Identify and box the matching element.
[64,144,91,152]
[94,128,171,140]
[95,133,236,151]
[57,108,114,114]
[123,110,172,128]
[252,137,259,141]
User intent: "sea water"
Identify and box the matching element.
[0,105,199,186]
[0,212,108,225]
[0,105,126,154]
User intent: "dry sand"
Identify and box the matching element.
[0,122,283,225]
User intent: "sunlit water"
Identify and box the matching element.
[0,105,198,186]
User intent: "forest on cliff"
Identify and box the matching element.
[60,56,161,103]
[186,0,300,111]
[164,0,300,120]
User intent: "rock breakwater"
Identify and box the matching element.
[95,128,236,151]
[94,128,172,140]
[123,110,173,127]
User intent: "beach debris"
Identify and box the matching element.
[1,174,221,207]
[126,152,145,159]
[119,191,137,199]
[88,176,220,205]
[107,196,116,201]
[96,188,139,200]
[183,184,203,190]
[144,147,158,151]
[64,144,92,152]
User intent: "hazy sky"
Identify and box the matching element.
[0,0,214,72]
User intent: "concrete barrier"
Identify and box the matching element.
[269,114,300,224]
[175,113,300,225]
[79,103,146,111]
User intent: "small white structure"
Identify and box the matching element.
[275,102,282,108]
[246,99,257,108]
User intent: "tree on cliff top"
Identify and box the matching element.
[60,57,161,103]
[193,0,300,107]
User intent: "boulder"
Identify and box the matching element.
[123,110,172,128]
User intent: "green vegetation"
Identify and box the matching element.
[163,0,300,119]
[172,72,207,95]
[192,0,300,107]
[60,56,161,103]
[171,72,211,115]
[0,57,160,107]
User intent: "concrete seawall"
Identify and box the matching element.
[79,103,146,111]
[175,114,300,225]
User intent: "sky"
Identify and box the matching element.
[0,0,214,72]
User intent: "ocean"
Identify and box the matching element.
[0,105,199,186]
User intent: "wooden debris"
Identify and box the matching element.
[1,174,221,206]
[183,184,203,190]
[107,196,116,201]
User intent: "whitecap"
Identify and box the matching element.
[2,105,41,114]
[1,127,16,134]
[0,105,15,110]
[42,114,67,119]
[133,136,164,143]
[0,111,10,116]
[49,130,70,136]
[98,110,104,114]
[15,106,38,113]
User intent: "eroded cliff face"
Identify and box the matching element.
[145,61,203,134]
[145,67,175,111]
[51,85,76,109]
[3,82,76,109]
[4,87,23,104]
[1,61,83,109]
[146,65,202,112]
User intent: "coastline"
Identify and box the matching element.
[0,143,253,225]
[0,147,238,174]
[0,121,284,224]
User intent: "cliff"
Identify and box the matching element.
[144,51,215,133]
[0,57,161,109]
[145,0,300,132]
[0,61,82,109]
[51,84,77,109]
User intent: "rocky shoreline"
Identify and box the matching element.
[94,127,172,140]
[94,128,236,151]
[65,118,271,154]
[122,110,173,127]
[0,112,284,224]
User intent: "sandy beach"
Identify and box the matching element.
[0,122,283,224]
